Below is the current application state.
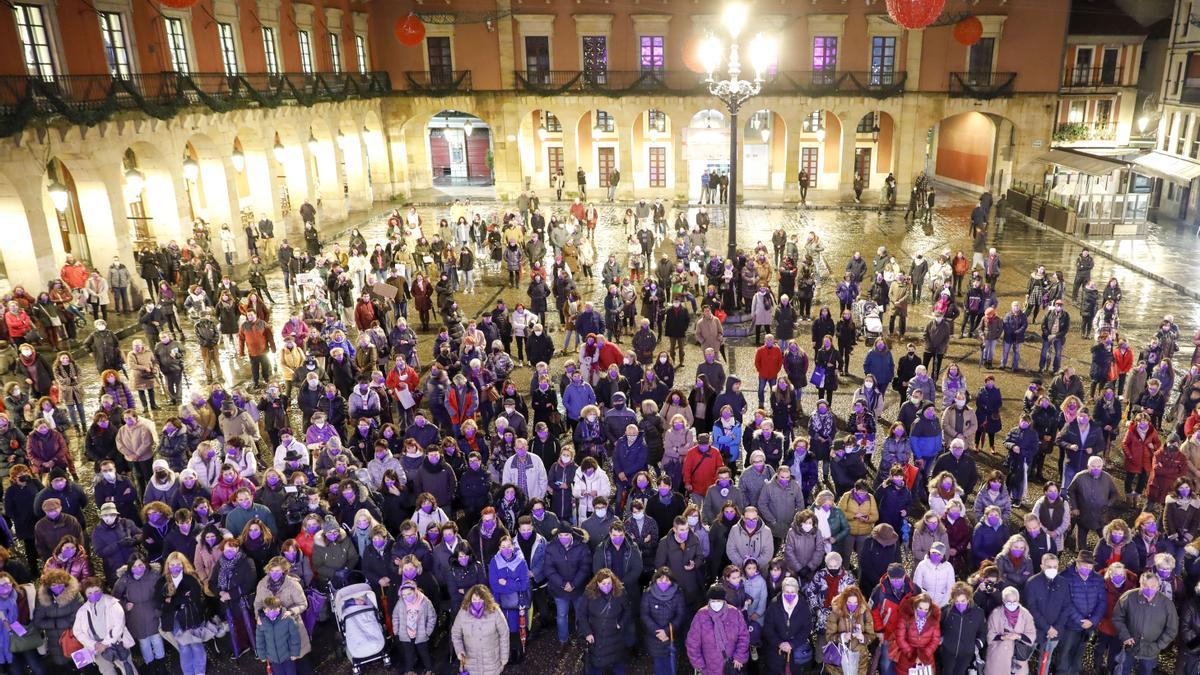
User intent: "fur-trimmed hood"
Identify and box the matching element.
[898,595,942,623]
[1166,494,1200,510]
[36,575,80,605]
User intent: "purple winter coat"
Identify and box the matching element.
[686,605,750,674]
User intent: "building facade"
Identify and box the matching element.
[1150,0,1200,225]
[0,0,1070,292]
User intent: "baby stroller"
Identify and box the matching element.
[331,573,392,674]
[853,298,884,344]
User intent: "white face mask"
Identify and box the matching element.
[1004,601,1019,611]
[708,600,725,612]
[801,523,813,533]
[1044,568,1058,580]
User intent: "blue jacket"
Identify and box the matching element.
[545,529,592,599]
[909,415,942,461]
[1023,571,1072,641]
[711,420,743,463]
[971,523,1009,563]
[876,483,912,533]
[574,310,605,339]
[487,551,531,631]
[1003,426,1039,469]
[1063,563,1106,629]
[613,435,649,483]
[562,382,597,420]
[1002,312,1028,343]
[862,348,895,391]
[517,531,547,582]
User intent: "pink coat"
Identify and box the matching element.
[686,606,750,674]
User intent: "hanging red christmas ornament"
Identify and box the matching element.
[159,0,199,9]
[885,0,946,30]
[953,16,984,46]
[395,15,426,46]
[682,35,707,74]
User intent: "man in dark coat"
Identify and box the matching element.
[545,526,592,645]
[654,517,705,609]
[83,320,124,375]
[1023,553,1071,646]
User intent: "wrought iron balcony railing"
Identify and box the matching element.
[0,70,392,137]
[403,70,472,94]
[514,69,907,99]
[949,71,1017,99]
[1062,66,1124,89]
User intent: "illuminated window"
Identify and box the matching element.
[328,32,342,73]
[165,17,190,73]
[299,30,314,74]
[262,26,279,75]
[98,12,131,78]
[355,34,368,73]
[218,22,238,75]
[13,4,56,79]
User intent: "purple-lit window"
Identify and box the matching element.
[813,37,837,73]
[640,35,664,73]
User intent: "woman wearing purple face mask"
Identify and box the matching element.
[576,569,630,673]
[889,593,942,675]
[159,552,209,675]
[210,541,257,656]
[239,518,279,576]
[450,586,510,675]
[44,535,90,583]
[1094,519,1142,572]
[0,571,37,671]
[74,579,138,674]
[640,569,686,674]
[33,569,83,665]
[940,584,987,675]
[311,516,359,587]
[253,557,312,661]
[820,586,873,675]
[111,553,166,671]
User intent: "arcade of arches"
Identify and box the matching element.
[0,92,1052,293]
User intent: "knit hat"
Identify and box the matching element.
[49,468,67,481]
[152,459,169,472]
[322,515,342,535]
[179,469,198,481]
[611,391,626,405]
[706,585,727,601]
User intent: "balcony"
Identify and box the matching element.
[1053,122,1118,143]
[0,70,392,137]
[513,69,907,98]
[403,70,472,95]
[949,71,1017,99]
[1062,66,1124,90]
[1181,86,1200,104]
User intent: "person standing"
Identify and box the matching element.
[1111,571,1179,675]
[608,169,621,203]
[107,256,132,314]
[577,167,588,200]
[798,170,810,204]
[238,315,276,388]
[451,585,511,675]
[686,585,750,674]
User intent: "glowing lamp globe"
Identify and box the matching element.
[885,0,946,30]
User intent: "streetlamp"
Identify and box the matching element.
[231,147,245,173]
[273,138,286,163]
[700,2,777,259]
[182,156,199,182]
[47,178,69,212]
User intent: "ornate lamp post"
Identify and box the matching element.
[700,3,777,259]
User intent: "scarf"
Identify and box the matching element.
[404,593,422,639]
[267,574,286,594]
[217,552,243,592]
[1004,606,1020,628]
[914,614,927,633]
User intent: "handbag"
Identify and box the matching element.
[909,665,934,675]
[810,366,827,389]
[792,640,814,666]
[58,628,85,658]
[821,640,841,667]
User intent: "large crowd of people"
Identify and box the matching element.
[0,187,1196,675]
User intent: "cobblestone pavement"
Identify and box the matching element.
[51,191,1194,673]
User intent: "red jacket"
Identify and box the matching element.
[681,444,723,498]
[597,341,623,372]
[1122,421,1161,475]
[1112,345,1134,375]
[887,597,941,675]
[753,344,784,379]
[238,320,276,358]
[60,263,89,289]
[386,364,421,400]
[353,300,378,331]
[446,385,477,425]
[4,311,31,338]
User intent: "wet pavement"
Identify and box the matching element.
[44,189,1197,673]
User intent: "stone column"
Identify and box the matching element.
[839,116,858,198]
[783,115,802,202]
[617,122,635,201]
[496,0,516,90]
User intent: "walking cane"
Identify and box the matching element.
[380,591,393,637]
[518,602,527,656]
[668,624,676,675]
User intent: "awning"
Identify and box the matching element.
[1035,149,1128,176]
[1130,150,1200,183]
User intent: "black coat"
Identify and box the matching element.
[160,573,207,633]
[940,604,987,659]
[208,554,257,606]
[761,596,814,672]
[577,592,630,669]
[640,583,686,657]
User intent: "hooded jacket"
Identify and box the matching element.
[888,597,941,674]
[685,604,750,674]
[544,527,591,600]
